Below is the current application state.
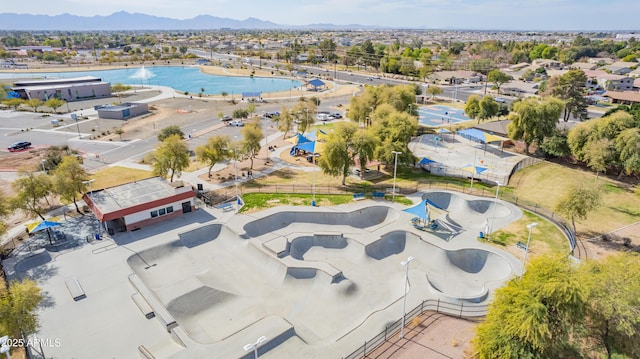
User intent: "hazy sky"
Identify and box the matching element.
[2,0,639,30]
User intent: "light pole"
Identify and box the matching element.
[311,150,316,207]
[41,159,46,172]
[400,256,414,339]
[391,151,402,202]
[488,181,502,239]
[83,179,99,239]
[233,144,240,210]
[243,336,267,359]
[521,222,538,277]
[71,113,81,139]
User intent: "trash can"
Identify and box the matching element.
[479,232,484,239]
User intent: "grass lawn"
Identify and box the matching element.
[506,161,640,236]
[241,193,354,213]
[90,166,154,190]
[487,210,569,254]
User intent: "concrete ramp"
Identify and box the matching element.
[243,206,398,237]
[178,224,223,248]
[365,231,420,260]
[424,191,511,229]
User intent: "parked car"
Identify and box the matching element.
[264,112,280,119]
[331,112,343,119]
[229,120,244,127]
[222,115,233,122]
[8,141,31,152]
[494,97,507,103]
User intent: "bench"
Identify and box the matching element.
[372,191,385,199]
[65,277,86,301]
[516,241,529,251]
[219,203,234,212]
[353,193,365,201]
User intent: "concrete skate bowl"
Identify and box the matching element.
[423,191,511,229]
[365,231,513,302]
[242,206,399,238]
[289,234,348,260]
[427,249,513,302]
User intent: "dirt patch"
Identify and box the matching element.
[365,312,477,359]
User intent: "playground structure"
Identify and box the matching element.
[11,191,523,358]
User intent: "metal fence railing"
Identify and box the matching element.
[342,298,487,359]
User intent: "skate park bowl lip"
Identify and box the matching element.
[365,230,512,301]
[242,206,399,237]
[423,191,512,229]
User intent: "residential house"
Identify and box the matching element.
[599,65,633,75]
[429,70,484,84]
[583,70,634,91]
[569,62,597,71]
[532,59,564,69]
[603,91,640,105]
[501,80,539,97]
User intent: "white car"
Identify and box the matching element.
[229,120,244,127]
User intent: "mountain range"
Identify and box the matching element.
[0,12,375,31]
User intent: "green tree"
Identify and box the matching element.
[44,98,65,113]
[425,85,443,100]
[371,104,418,166]
[473,254,586,359]
[195,135,230,178]
[478,95,500,123]
[318,122,358,185]
[199,87,205,98]
[549,69,588,122]
[541,130,571,158]
[111,83,132,102]
[241,121,263,169]
[507,97,564,154]
[292,100,316,134]
[464,95,481,120]
[579,253,640,359]
[221,91,228,102]
[26,98,43,113]
[157,125,185,142]
[554,184,602,233]
[10,171,52,220]
[0,279,43,341]
[4,98,25,110]
[582,138,613,177]
[487,69,512,94]
[278,107,295,139]
[151,135,190,182]
[352,129,379,177]
[614,128,640,177]
[0,192,9,237]
[53,155,89,214]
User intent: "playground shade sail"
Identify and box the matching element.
[457,128,504,143]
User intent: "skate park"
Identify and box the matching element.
[8,190,523,358]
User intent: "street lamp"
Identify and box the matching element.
[243,336,267,359]
[487,181,502,239]
[391,151,402,202]
[311,151,317,207]
[83,179,99,239]
[521,222,538,277]
[400,256,414,339]
[71,113,81,139]
[233,144,241,210]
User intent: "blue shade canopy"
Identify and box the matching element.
[419,157,436,165]
[457,128,503,143]
[460,164,488,175]
[28,220,62,233]
[403,199,446,221]
[308,79,325,87]
[437,128,451,134]
[295,141,324,154]
[306,129,328,141]
[285,133,312,145]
